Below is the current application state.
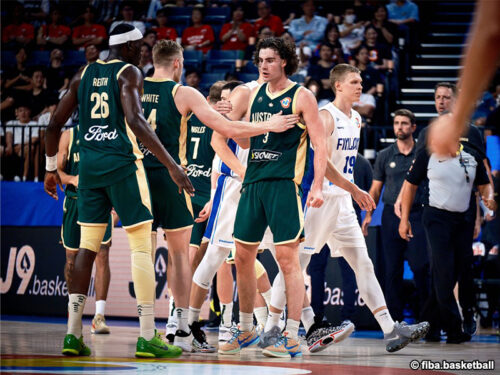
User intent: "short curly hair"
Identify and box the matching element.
[253,37,298,77]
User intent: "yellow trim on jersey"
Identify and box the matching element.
[116,63,132,80]
[248,86,261,121]
[234,237,261,245]
[274,183,304,245]
[80,64,90,80]
[125,118,144,161]
[122,219,154,229]
[178,115,188,166]
[172,83,181,98]
[77,221,108,227]
[184,191,194,217]
[145,77,174,82]
[67,128,74,161]
[293,129,308,185]
[163,224,194,233]
[97,59,122,64]
[292,86,306,130]
[134,160,152,213]
[265,81,296,100]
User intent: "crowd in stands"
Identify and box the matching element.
[1,0,498,182]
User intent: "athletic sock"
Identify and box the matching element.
[176,307,189,333]
[260,288,272,308]
[264,311,281,332]
[95,300,106,316]
[220,302,233,327]
[188,306,201,326]
[239,312,254,332]
[301,306,315,333]
[67,294,86,337]
[138,304,155,340]
[374,308,395,335]
[254,306,268,327]
[284,319,300,341]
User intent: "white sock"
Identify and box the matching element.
[374,308,395,335]
[301,306,315,333]
[176,307,189,333]
[188,306,201,326]
[239,312,254,332]
[95,300,106,316]
[264,311,281,332]
[138,304,155,340]
[67,294,86,337]
[254,306,268,326]
[260,288,272,308]
[221,302,233,328]
[285,318,300,341]
[169,295,176,317]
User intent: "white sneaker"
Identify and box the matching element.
[173,329,193,352]
[13,176,21,182]
[165,321,178,344]
[218,324,234,343]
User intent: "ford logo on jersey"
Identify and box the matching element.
[84,125,118,142]
[251,149,282,162]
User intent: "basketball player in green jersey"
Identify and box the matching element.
[219,37,327,358]
[57,126,113,335]
[44,25,194,359]
[140,39,299,353]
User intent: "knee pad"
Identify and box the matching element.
[80,225,107,253]
[126,222,152,254]
[299,252,311,271]
[192,245,230,289]
[255,259,266,279]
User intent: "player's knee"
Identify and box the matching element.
[80,225,107,253]
[65,251,77,266]
[126,222,152,254]
[192,260,212,290]
[96,245,110,263]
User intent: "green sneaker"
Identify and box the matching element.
[62,334,91,356]
[135,332,183,358]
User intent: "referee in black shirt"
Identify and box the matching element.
[363,109,430,323]
[399,142,495,343]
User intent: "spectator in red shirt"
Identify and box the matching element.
[72,6,107,50]
[220,6,254,51]
[2,3,35,50]
[37,7,71,50]
[253,1,284,37]
[153,9,178,41]
[182,8,215,54]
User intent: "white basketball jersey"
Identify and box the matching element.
[320,102,362,195]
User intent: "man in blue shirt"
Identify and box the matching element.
[387,0,419,24]
[288,0,328,49]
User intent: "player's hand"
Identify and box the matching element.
[398,219,413,241]
[427,113,461,157]
[214,100,232,115]
[70,175,79,188]
[195,200,212,223]
[394,194,403,219]
[169,164,195,196]
[44,171,62,200]
[352,187,376,212]
[482,197,497,212]
[267,111,300,133]
[361,214,371,237]
[307,186,324,208]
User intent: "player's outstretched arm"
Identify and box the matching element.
[44,70,81,199]
[175,86,298,139]
[119,66,194,195]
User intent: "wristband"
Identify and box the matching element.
[45,154,57,172]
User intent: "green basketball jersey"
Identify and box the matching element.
[186,114,215,205]
[77,59,142,189]
[141,78,188,170]
[244,82,309,186]
[64,126,79,198]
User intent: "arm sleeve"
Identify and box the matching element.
[372,150,386,182]
[473,154,489,186]
[406,148,429,185]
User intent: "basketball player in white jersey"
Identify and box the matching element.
[268,64,430,353]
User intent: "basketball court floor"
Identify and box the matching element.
[1,316,498,374]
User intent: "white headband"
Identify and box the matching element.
[109,27,143,46]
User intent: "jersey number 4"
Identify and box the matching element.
[343,156,356,174]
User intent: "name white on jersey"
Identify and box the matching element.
[320,103,361,195]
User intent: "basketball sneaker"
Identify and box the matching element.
[135,331,182,358]
[306,319,355,353]
[258,325,281,348]
[262,333,302,358]
[91,314,110,334]
[62,334,91,356]
[385,321,430,352]
[165,321,178,344]
[218,323,234,343]
[174,329,194,352]
[191,321,216,353]
[218,326,260,355]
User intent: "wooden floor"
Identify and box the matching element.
[1,318,499,375]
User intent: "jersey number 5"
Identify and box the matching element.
[90,92,109,119]
[343,155,356,174]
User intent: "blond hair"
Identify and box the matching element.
[152,39,183,67]
[329,64,360,93]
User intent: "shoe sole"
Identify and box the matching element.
[308,323,355,353]
[262,349,302,358]
[91,329,110,334]
[135,351,182,358]
[174,341,194,353]
[62,349,80,356]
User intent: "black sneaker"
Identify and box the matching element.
[463,312,477,336]
[446,331,471,344]
[190,321,216,353]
